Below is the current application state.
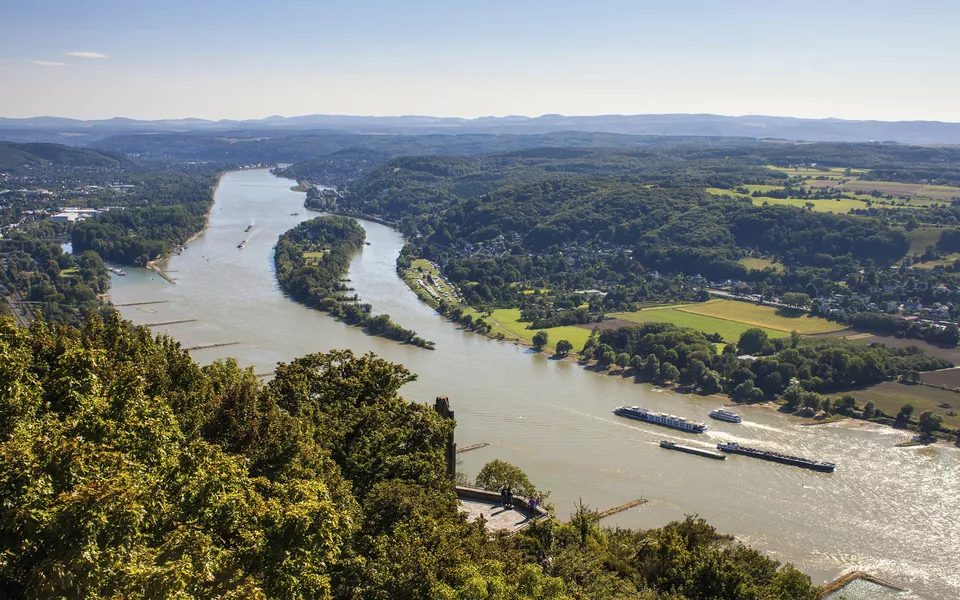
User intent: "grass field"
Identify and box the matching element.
[302,250,326,265]
[906,227,944,254]
[706,187,869,214]
[742,184,786,193]
[484,308,593,351]
[739,257,782,272]
[831,381,960,429]
[676,299,846,334]
[59,267,78,279]
[749,196,867,213]
[611,306,788,343]
[914,253,960,269]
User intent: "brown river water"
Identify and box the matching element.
[109,169,959,599]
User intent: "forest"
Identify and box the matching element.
[71,171,219,265]
[592,322,950,402]
[0,313,821,599]
[274,215,433,348]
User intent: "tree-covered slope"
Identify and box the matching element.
[0,141,132,172]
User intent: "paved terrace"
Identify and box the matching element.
[456,486,548,532]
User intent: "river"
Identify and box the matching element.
[109,169,959,599]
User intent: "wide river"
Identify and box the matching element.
[110,169,958,599]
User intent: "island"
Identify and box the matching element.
[274,215,434,349]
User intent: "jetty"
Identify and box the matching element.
[141,319,197,327]
[148,265,176,284]
[591,497,648,522]
[456,443,489,454]
[184,342,240,351]
[820,571,907,597]
[114,300,169,307]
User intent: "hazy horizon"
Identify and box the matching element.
[4,111,960,125]
[2,0,958,122]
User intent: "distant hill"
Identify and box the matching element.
[0,141,132,171]
[2,113,960,145]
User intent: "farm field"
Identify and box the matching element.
[750,196,869,213]
[919,367,960,389]
[767,165,859,178]
[838,181,960,201]
[610,305,788,343]
[831,381,960,429]
[706,187,871,213]
[675,299,846,334]
[811,329,960,364]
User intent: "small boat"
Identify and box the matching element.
[238,240,247,249]
[709,408,743,423]
[290,212,300,216]
[245,224,253,232]
[365,241,372,246]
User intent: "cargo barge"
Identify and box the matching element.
[660,440,726,460]
[717,442,836,472]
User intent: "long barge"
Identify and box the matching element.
[660,440,726,460]
[717,442,836,472]
[613,406,708,433]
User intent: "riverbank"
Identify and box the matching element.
[394,251,960,441]
[139,171,230,287]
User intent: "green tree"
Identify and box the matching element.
[738,328,769,355]
[641,354,660,381]
[790,330,801,348]
[700,370,722,394]
[917,410,943,437]
[863,400,876,418]
[475,459,536,497]
[532,330,549,352]
[836,394,857,415]
[896,403,915,424]
[783,384,804,410]
[781,292,811,310]
[659,362,680,384]
[615,352,631,372]
[555,339,573,356]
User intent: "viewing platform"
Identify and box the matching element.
[456,486,549,533]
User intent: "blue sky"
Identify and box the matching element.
[1,0,958,121]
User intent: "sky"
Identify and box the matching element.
[2,0,959,122]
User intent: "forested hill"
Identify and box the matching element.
[338,151,910,264]
[0,313,821,599]
[0,141,132,172]
[92,130,766,164]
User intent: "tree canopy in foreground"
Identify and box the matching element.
[0,314,818,599]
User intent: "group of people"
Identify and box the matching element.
[499,486,513,509]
